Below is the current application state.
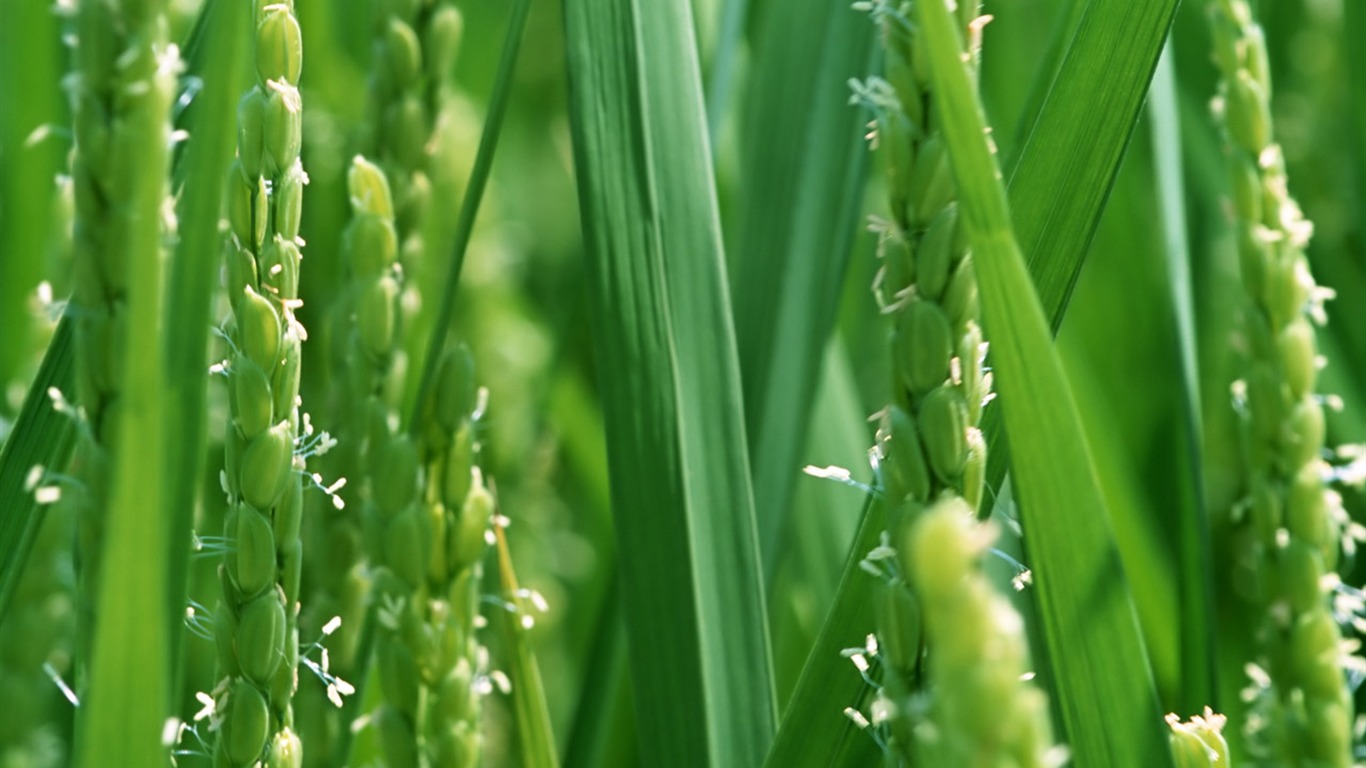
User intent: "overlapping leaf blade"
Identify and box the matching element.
[916,0,1170,762]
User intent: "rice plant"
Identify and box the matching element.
[0,0,1364,766]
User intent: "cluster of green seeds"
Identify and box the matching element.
[1209,1,1355,764]
[66,0,177,693]
[302,0,467,759]
[213,1,309,765]
[853,2,1055,764]
[368,345,492,767]
[364,0,464,319]
[295,156,400,762]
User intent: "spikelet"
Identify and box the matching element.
[1209,2,1355,765]
[213,1,310,764]
[851,2,1055,765]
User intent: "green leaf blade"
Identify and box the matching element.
[564,0,776,763]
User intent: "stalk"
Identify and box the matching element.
[67,0,177,699]
[1209,1,1356,764]
[212,0,309,764]
[854,1,1055,764]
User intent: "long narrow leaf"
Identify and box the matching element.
[982,0,1182,500]
[729,0,876,579]
[563,0,777,762]
[0,316,76,623]
[1148,41,1215,713]
[163,0,249,682]
[916,0,1169,763]
[763,496,882,768]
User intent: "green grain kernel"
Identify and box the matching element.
[942,253,979,330]
[879,406,930,505]
[1278,317,1317,399]
[237,88,268,181]
[390,95,427,170]
[426,6,464,80]
[1277,540,1324,616]
[358,274,400,360]
[433,659,474,724]
[236,504,277,599]
[264,83,302,176]
[1291,611,1344,701]
[272,326,302,419]
[918,385,969,483]
[917,205,957,302]
[1229,143,1261,211]
[452,477,492,572]
[274,159,306,241]
[1285,396,1324,469]
[227,240,259,299]
[897,299,952,398]
[442,423,474,509]
[385,19,423,89]
[237,591,286,685]
[1306,700,1351,763]
[348,155,395,218]
[905,135,952,227]
[435,345,477,431]
[1286,461,1328,550]
[1228,70,1271,153]
[238,285,282,375]
[226,162,257,247]
[226,681,271,766]
[347,214,399,280]
[274,477,303,545]
[240,420,294,511]
[257,7,303,85]
[876,581,921,674]
[232,355,274,440]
